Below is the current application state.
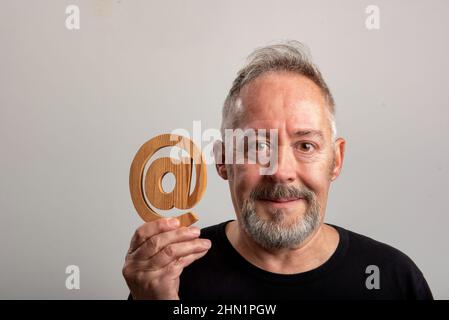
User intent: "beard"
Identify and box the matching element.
[239,183,321,249]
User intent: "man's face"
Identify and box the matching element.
[217,71,345,249]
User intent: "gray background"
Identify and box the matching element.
[1,0,448,299]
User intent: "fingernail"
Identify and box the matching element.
[189,226,200,235]
[202,239,212,248]
[168,218,179,227]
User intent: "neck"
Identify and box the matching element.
[225,219,339,274]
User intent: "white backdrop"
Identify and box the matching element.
[0,0,448,299]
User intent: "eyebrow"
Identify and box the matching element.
[248,128,325,141]
[293,130,324,140]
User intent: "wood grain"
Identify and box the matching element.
[129,134,207,227]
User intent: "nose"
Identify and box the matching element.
[267,144,296,184]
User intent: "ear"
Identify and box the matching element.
[213,140,228,180]
[330,137,346,181]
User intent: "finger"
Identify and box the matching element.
[159,250,210,281]
[146,238,211,270]
[124,244,210,278]
[130,225,201,260]
[176,249,209,269]
[128,218,181,254]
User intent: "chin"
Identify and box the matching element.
[257,200,305,217]
[257,206,305,225]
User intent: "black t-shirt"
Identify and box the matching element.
[178,220,433,300]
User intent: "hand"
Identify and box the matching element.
[122,218,211,300]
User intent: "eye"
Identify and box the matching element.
[245,140,270,156]
[257,141,269,151]
[296,142,315,153]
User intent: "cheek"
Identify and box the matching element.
[300,162,332,195]
[232,164,262,199]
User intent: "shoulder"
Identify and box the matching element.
[333,224,433,299]
[198,220,232,241]
[337,225,417,267]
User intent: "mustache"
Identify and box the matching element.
[249,183,315,202]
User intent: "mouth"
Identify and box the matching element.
[257,197,304,207]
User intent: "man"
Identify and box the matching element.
[122,41,433,300]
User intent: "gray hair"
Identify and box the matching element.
[221,40,337,141]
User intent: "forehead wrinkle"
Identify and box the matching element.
[235,72,331,138]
